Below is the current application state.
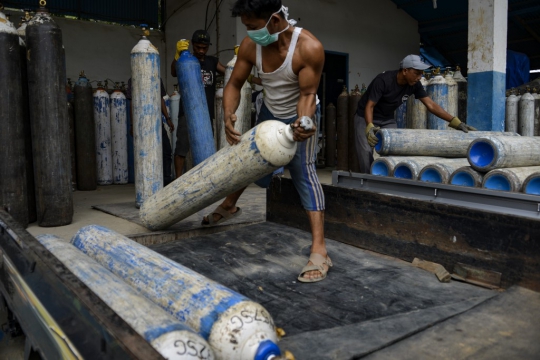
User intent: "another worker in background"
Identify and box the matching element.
[126,78,174,185]
[171,30,226,178]
[355,54,477,173]
[202,0,330,283]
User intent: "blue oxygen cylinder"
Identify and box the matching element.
[110,84,128,184]
[94,81,113,185]
[427,68,448,130]
[37,234,215,360]
[123,81,135,184]
[395,101,407,129]
[176,48,216,165]
[130,25,163,208]
[72,225,282,360]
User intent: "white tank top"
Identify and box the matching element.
[256,27,302,119]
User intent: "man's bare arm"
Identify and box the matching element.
[293,37,324,142]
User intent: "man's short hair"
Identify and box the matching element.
[231,0,283,19]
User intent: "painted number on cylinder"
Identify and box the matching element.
[174,339,211,359]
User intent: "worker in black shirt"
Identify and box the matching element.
[355,54,476,173]
[171,30,226,177]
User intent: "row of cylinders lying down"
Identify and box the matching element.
[325,67,468,173]
[37,225,292,360]
[369,129,540,195]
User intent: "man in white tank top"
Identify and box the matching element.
[202,0,330,283]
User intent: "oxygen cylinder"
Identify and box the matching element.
[110,84,128,184]
[224,46,252,138]
[444,69,458,118]
[140,119,309,230]
[325,103,337,168]
[215,84,226,149]
[360,83,367,97]
[532,88,540,136]
[37,234,215,360]
[176,43,216,166]
[123,81,135,184]
[0,7,28,227]
[449,166,484,187]
[94,81,113,185]
[25,2,73,226]
[131,26,163,208]
[395,101,407,129]
[72,225,282,360]
[170,84,181,154]
[67,80,77,190]
[406,75,428,129]
[426,68,448,130]
[505,89,519,133]
[348,85,361,172]
[336,86,349,171]
[73,72,97,191]
[518,88,535,136]
[17,11,37,223]
[453,66,467,121]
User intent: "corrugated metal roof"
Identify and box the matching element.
[391,0,540,72]
[3,0,159,28]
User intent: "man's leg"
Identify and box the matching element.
[287,107,329,281]
[354,114,374,173]
[202,187,245,224]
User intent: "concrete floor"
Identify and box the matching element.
[26,167,335,241]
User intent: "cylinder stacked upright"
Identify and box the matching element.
[406,75,428,129]
[505,89,519,133]
[94,82,112,185]
[176,47,216,166]
[16,12,37,223]
[348,85,361,172]
[131,27,163,208]
[224,45,252,140]
[110,84,128,184]
[426,68,448,130]
[453,66,467,122]
[26,4,73,226]
[0,8,28,227]
[444,70,458,119]
[336,86,349,171]
[73,72,97,190]
[325,103,337,168]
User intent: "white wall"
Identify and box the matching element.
[12,0,418,94]
[12,9,166,88]
[165,0,420,91]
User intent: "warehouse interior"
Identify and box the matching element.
[0,0,539,359]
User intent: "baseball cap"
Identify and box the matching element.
[400,55,431,70]
[192,30,211,45]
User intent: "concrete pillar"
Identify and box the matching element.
[467,0,508,131]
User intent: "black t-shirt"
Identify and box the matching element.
[199,55,219,119]
[356,70,428,121]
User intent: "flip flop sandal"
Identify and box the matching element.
[202,205,242,226]
[297,253,333,283]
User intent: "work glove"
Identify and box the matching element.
[448,117,477,133]
[365,123,380,147]
[175,39,190,60]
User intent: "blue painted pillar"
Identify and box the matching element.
[467,0,508,131]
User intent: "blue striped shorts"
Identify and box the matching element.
[255,103,325,211]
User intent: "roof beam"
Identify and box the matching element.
[513,16,540,46]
